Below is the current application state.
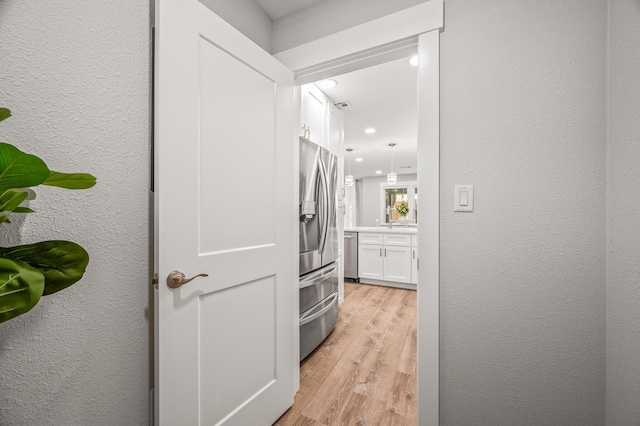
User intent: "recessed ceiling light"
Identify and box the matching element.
[365,128,376,134]
[409,55,419,66]
[376,170,382,174]
[355,158,363,162]
[317,79,337,89]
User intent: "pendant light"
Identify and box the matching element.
[387,143,397,184]
[344,148,355,187]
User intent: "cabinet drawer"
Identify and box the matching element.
[411,235,418,247]
[358,233,383,245]
[383,234,411,247]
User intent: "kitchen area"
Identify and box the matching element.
[344,226,418,290]
[297,55,418,360]
[278,47,421,425]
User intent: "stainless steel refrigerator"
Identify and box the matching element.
[299,137,339,360]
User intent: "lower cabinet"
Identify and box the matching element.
[358,244,384,280]
[383,246,411,283]
[358,235,412,284]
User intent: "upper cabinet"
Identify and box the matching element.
[301,83,344,157]
[301,84,328,148]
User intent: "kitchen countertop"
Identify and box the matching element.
[344,226,418,235]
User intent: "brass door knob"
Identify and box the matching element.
[167,270,208,289]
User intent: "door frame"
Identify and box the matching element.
[275,2,442,424]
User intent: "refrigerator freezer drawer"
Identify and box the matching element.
[299,262,338,314]
[299,290,339,360]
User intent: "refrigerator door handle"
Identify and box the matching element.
[300,292,339,326]
[300,147,321,218]
[317,155,330,255]
[299,263,338,289]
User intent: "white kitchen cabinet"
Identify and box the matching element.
[358,232,413,285]
[383,233,412,247]
[328,102,344,255]
[301,84,327,148]
[358,244,384,280]
[359,232,384,245]
[383,245,412,283]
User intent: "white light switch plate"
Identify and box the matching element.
[455,185,474,212]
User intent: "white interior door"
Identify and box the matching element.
[154,0,296,424]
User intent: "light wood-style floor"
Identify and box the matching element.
[275,282,417,426]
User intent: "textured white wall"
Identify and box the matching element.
[0,0,631,424]
[0,1,151,425]
[440,0,607,424]
[606,0,640,424]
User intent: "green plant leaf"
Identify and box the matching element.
[42,170,96,189]
[0,258,45,324]
[0,189,29,212]
[12,207,34,213]
[0,142,50,194]
[0,214,9,225]
[0,241,89,295]
[0,109,10,123]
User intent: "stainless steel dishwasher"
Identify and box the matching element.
[344,231,359,282]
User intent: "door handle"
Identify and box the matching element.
[317,155,330,254]
[167,270,208,289]
[300,263,338,289]
[299,292,338,326]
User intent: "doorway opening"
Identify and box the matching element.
[283,56,421,424]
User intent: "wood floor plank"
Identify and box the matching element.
[296,415,326,426]
[339,392,369,426]
[388,371,417,419]
[275,283,417,426]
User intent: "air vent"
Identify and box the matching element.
[334,101,353,111]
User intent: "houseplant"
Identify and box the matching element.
[0,107,96,324]
[394,199,409,220]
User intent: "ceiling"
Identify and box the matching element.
[254,0,418,180]
[255,0,323,20]
[316,57,418,180]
